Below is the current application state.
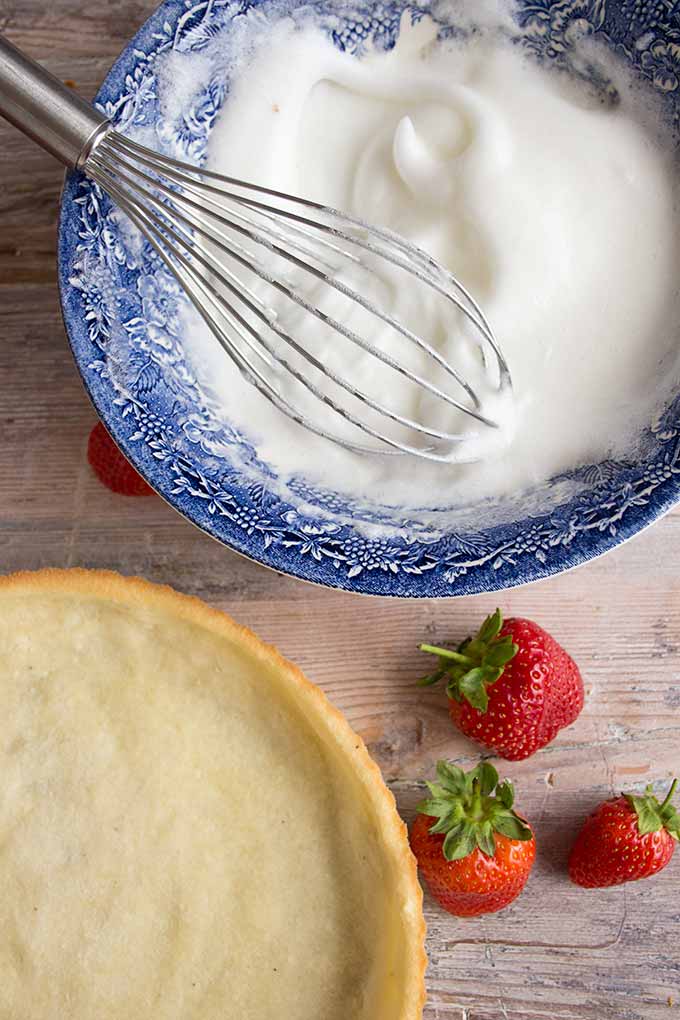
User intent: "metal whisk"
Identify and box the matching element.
[0,34,512,463]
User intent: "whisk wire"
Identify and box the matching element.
[95,143,489,416]
[91,145,496,428]
[86,130,512,461]
[95,163,477,453]
[97,173,374,453]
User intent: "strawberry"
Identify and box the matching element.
[410,760,535,916]
[87,422,155,497]
[419,609,584,760]
[569,780,679,888]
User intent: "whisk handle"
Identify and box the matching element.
[0,34,109,168]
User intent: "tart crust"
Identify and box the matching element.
[0,568,426,1019]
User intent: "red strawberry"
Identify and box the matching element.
[569,780,679,888]
[410,760,535,916]
[419,609,583,760]
[87,422,155,497]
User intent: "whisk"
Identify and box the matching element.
[0,34,511,463]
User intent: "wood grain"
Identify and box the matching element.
[1,5,679,1017]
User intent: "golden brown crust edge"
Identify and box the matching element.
[0,567,427,1019]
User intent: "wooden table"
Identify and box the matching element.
[1,4,679,1017]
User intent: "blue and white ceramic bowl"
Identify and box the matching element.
[58,0,680,597]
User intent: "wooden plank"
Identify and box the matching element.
[1,3,679,1018]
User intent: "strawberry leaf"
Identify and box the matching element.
[497,780,515,809]
[493,813,533,841]
[436,760,467,794]
[444,825,476,861]
[429,809,461,835]
[471,762,499,796]
[445,678,463,704]
[485,638,518,669]
[416,797,451,818]
[458,668,494,711]
[424,781,449,800]
[416,667,447,687]
[628,796,662,834]
[663,810,680,840]
[478,609,503,643]
[477,823,497,857]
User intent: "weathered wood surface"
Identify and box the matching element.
[1,4,679,1017]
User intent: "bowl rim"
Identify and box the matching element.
[56,0,680,597]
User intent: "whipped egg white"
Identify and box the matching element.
[175,9,680,509]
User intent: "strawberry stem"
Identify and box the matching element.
[419,644,474,666]
[660,778,678,811]
[470,778,483,819]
